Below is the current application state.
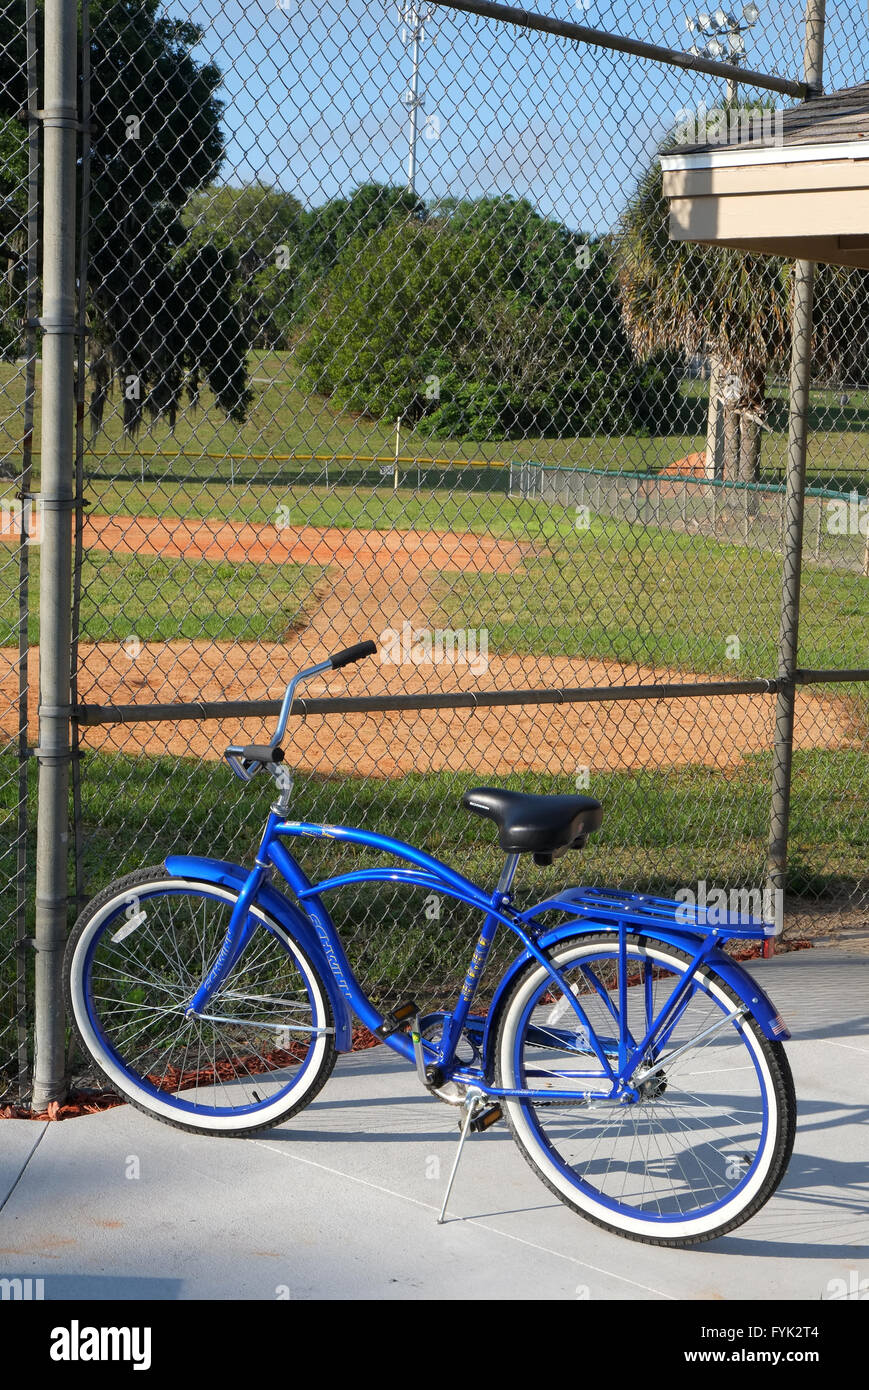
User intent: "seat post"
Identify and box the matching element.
[495,852,520,902]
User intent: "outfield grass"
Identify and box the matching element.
[79,477,558,537]
[437,521,869,698]
[2,354,867,491]
[0,549,323,646]
[0,354,705,479]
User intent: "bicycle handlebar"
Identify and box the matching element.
[233,744,285,765]
[224,638,378,783]
[328,640,377,669]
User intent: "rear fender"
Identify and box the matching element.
[164,855,353,1051]
[482,918,789,1079]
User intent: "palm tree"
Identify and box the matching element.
[615,156,869,486]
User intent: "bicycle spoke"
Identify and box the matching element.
[509,941,774,1224]
[78,882,329,1119]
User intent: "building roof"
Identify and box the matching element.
[669,80,869,159]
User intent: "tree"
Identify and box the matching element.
[84,0,251,432]
[182,183,305,347]
[0,112,27,362]
[616,147,869,483]
[299,193,678,440]
[305,182,426,275]
[0,0,31,362]
[180,179,425,353]
[0,0,253,433]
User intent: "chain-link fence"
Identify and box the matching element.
[0,0,866,1104]
[0,0,38,1103]
[511,462,869,571]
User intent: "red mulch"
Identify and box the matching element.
[730,939,813,961]
[2,1091,125,1122]
[2,1024,383,1120]
[2,941,812,1120]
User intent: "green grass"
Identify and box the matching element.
[1,747,865,1009]
[0,549,324,646]
[78,476,572,538]
[3,354,867,492]
[437,520,869,692]
[0,353,704,480]
[65,746,866,886]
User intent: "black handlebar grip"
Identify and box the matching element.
[328,640,377,669]
[237,744,285,764]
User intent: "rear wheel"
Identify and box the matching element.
[64,866,337,1135]
[495,933,795,1245]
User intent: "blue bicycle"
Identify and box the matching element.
[65,642,796,1246]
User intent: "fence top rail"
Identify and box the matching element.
[427,0,807,99]
[76,676,786,727]
[520,460,867,500]
[53,454,865,502]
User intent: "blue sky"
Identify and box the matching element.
[172,0,865,233]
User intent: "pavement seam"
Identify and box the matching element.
[252,1139,674,1299]
[0,1123,49,1216]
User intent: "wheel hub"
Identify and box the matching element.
[638,1068,668,1101]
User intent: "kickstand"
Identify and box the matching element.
[437,1087,483,1225]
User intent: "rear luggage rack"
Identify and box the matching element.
[523,886,778,940]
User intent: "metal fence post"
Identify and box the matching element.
[31,0,78,1109]
[766,0,826,956]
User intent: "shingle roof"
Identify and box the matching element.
[670,80,869,156]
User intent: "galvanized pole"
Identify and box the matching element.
[402,4,429,194]
[31,0,78,1109]
[407,11,421,192]
[765,0,825,955]
[16,0,40,1099]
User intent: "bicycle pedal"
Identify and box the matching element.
[374,1000,419,1040]
[468,1104,503,1133]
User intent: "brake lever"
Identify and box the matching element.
[224,748,264,783]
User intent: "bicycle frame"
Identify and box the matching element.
[175,807,788,1105]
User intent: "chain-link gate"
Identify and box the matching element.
[0,0,866,1105]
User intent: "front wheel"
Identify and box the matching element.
[64,866,337,1135]
[495,933,796,1246]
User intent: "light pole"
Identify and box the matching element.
[685,3,760,104]
[398,3,433,194]
[684,6,761,479]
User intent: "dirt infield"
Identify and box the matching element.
[0,513,861,776]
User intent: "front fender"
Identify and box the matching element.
[482,918,789,1079]
[164,854,353,1051]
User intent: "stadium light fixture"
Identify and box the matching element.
[684,1,761,101]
